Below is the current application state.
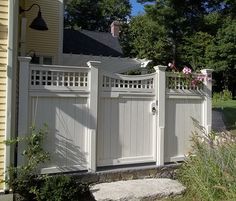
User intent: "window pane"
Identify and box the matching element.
[43,57,53,65]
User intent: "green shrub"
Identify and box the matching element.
[178,131,236,201]
[213,92,221,103]
[213,89,232,103]
[5,125,50,200]
[222,89,233,101]
[36,176,90,201]
[5,125,91,201]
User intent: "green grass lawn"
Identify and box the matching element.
[212,99,236,135]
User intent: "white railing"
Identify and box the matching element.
[30,64,90,91]
[101,71,156,94]
[166,72,204,91]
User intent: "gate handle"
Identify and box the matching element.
[152,107,156,114]
[151,102,157,115]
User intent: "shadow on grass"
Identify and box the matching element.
[213,107,236,134]
[80,191,96,201]
[221,107,236,128]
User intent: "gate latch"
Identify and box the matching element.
[151,102,157,115]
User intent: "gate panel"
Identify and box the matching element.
[97,72,157,166]
[31,96,89,173]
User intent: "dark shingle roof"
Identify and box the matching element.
[63,29,124,57]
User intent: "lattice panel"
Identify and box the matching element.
[102,76,154,89]
[166,75,204,90]
[31,70,88,87]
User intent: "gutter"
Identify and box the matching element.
[4,0,19,192]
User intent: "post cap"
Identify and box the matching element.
[154,65,167,72]
[18,56,32,63]
[87,61,101,68]
[200,69,214,74]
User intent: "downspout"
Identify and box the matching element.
[4,0,19,192]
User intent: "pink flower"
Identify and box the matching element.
[168,62,173,67]
[168,62,178,71]
[196,75,204,82]
[182,66,192,75]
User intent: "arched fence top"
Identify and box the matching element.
[100,71,156,92]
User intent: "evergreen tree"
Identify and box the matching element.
[206,18,236,90]
[64,0,131,31]
[120,15,172,65]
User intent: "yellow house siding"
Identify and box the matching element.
[25,0,62,64]
[0,0,8,189]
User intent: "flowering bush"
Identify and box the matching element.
[168,62,205,89]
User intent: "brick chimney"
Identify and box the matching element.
[111,21,120,37]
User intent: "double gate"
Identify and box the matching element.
[18,59,159,173]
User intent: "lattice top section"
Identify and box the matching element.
[102,75,154,89]
[166,74,204,90]
[31,70,88,88]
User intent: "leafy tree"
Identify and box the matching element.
[206,18,236,90]
[181,32,213,70]
[121,0,210,67]
[206,18,236,71]
[64,0,131,31]
[120,15,172,65]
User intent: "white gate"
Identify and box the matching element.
[97,71,157,166]
[18,57,213,173]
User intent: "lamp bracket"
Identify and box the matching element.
[19,3,41,14]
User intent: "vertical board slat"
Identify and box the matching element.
[104,98,110,160]
[130,99,137,156]
[97,98,104,162]
[110,98,118,159]
[123,99,131,157]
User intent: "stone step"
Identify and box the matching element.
[0,194,13,201]
[90,178,186,201]
[71,163,180,185]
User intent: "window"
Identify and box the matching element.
[31,55,53,65]
[43,57,53,65]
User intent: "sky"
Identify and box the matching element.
[130,0,145,16]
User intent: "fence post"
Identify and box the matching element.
[154,65,167,166]
[201,69,213,134]
[18,57,31,165]
[87,61,100,172]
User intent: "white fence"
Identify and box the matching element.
[18,57,213,173]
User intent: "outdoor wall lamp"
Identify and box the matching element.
[19,4,48,31]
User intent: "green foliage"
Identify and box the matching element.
[120,0,236,91]
[178,130,236,201]
[5,125,50,200]
[181,32,213,70]
[206,18,236,72]
[36,176,89,201]
[120,15,172,64]
[213,89,233,103]
[64,0,131,31]
[121,0,210,66]
[5,126,90,201]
